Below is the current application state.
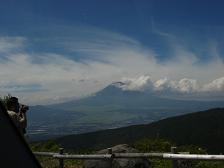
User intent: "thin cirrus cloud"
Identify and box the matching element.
[0,83,45,93]
[0,25,224,104]
[0,37,26,53]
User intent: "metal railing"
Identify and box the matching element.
[34,147,224,168]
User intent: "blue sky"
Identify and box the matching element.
[0,0,224,104]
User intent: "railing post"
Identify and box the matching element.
[107,148,113,168]
[59,148,64,168]
[171,146,178,168]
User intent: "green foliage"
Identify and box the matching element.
[194,161,224,168]
[134,137,224,168]
[151,159,172,168]
[177,144,207,154]
[36,156,83,168]
[30,140,84,168]
[30,138,224,168]
[133,138,173,168]
[30,140,60,152]
[134,138,173,152]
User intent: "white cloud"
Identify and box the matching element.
[0,26,224,104]
[0,37,26,53]
[172,78,199,93]
[118,76,154,91]
[203,77,224,92]
[154,78,172,91]
[115,75,224,98]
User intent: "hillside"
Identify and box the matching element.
[56,108,224,153]
[28,82,224,140]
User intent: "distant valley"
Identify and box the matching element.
[27,82,224,141]
[55,108,224,154]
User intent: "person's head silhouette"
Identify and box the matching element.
[7,97,19,113]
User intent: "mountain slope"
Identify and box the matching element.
[56,108,224,153]
[51,83,224,110]
[29,82,224,140]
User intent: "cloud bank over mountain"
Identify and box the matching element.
[0,25,224,104]
[116,76,224,99]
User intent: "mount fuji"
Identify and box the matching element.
[27,82,224,141]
